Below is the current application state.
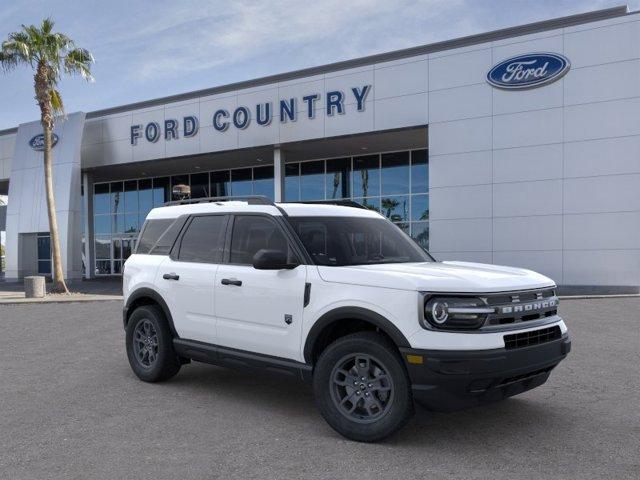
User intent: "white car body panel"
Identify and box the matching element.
[124,200,566,363]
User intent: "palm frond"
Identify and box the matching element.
[50,88,64,116]
[64,47,94,81]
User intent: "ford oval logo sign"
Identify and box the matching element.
[487,53,570,90]
[29,133,59,151]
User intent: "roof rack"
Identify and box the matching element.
[288,199,367,209]
[164,195,276,207]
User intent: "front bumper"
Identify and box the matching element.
[400,333,571,412]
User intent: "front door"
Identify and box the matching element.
[215,215,307,360]
[156,214,229,345]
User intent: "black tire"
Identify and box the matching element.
[313,331,414,442]
[125,305,181,382]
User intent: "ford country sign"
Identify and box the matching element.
[487,53,570,90]
[29,133,59,151]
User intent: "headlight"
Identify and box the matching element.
[422,296,494,330]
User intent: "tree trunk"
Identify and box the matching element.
[43,124,68,293]
[35,65,68,294]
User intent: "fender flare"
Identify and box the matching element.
[303,306,410,364]
[123,287,179,338]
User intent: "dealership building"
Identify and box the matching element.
[0,5,639,293]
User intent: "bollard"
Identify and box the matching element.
[24,276,46,298]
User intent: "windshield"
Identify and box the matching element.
[289,216,433,266]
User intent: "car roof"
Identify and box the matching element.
[145,201,383,220]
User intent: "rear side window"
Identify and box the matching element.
[177,215,227,263]
[136,219,174,254]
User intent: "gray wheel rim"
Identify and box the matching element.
[329,353,394,423]
[132,319,159,369]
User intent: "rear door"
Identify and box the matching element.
[156,214,229,344]
[214,214,307,360]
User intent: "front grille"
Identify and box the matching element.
[504,326,561,350]
[483,288,558,328]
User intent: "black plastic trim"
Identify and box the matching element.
[303,307,411,363]
[123,288,179,338]
[173,338,312,382]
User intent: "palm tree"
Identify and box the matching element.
[0,18,93,293]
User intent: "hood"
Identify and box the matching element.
[317,261,555,293]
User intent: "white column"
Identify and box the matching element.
[273,147,286,202]
[82,172,93,279]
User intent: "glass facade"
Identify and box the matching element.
[285,149,429,248]
[91,148,428,275]
[92,165,274,275]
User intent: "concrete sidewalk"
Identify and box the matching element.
[0,278,122,304]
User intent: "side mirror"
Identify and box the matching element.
[252,249,298,270]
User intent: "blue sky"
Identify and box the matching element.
[0,0,638,130]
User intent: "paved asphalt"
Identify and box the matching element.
[0,298,638,480]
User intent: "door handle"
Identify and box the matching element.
[221,278,242,287]
[162,272,180,281]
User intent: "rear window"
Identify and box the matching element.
[136,218,183,255]
[177,215,227,263]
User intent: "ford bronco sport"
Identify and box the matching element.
[123,196,571,442]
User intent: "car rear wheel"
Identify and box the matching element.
[313,331,414,442]
[126,305,181,382]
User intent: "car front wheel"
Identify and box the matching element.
[313,331,414,442]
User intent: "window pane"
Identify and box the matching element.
[326,158,350,199]
[230,216,290,265]
[231,169,252,196]
[94,183,110,214]
[381,196,409,222]
[353,155,380,198]
[138,179,153,217]
[289,216,431,266]
[94,215,111,235]
[153,177,170,206]
[178,215,227,263]
[124,180,138,212]
[113,238,122,260]
[136,219,174,254]
[122,238,133,260]
[190,172,209,199]
[211,170,230,197]
[110,182,123,214]
[412,194,429,221]
[300,161,325,201]
[285,163,300,201]
[411,149,429,193]
[95,260,111,275]
[411,222,429,250]
[95,236,111,259]
[124,214,138,233]
[381,151,409,195]
[38,260,52,275]
[113,261,122,275]
[112,214,124,234]
[253,166,274,199]
[37,235,51,260]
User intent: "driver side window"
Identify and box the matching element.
[229,216,293,265]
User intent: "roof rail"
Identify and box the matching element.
[164,195,276,207]
[287,199,367,209]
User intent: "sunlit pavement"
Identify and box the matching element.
[0,298,638,479]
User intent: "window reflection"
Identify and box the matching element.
[381,152,409,195]
[300,161,324,200]
[90,148,429,275]
[353,155,380,198]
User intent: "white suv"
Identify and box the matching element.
[123,196,570,442]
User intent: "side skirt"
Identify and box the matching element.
[173,339,313,383]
